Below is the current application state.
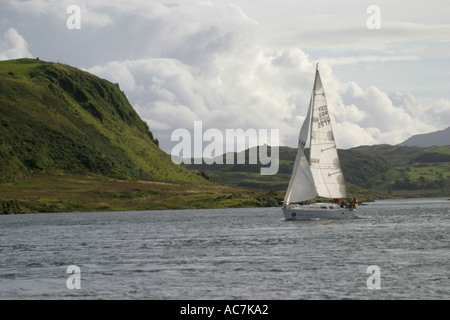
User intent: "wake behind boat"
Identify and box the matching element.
[283,64,358,220]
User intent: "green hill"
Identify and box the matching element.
[0,59,281,213]
[183,146,390,201]
[184,144,450,200]
[1,58,447,213]
[354,144,450,197]
[183,146,388,192]
[0,58,202,182]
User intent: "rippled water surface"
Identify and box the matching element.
[0,198,449,299]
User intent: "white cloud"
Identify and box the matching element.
[323,55,420,66]
[88,46,447,151]
[0,28,33,60]
[2,0,448,153]
[331,81,449,148]
[292,21,450,52]
[237,0,450,53]
[83,0,448,152]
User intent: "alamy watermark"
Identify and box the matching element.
[171,121,279,175]
[65,5,381,31]
[66,265,81,289]
[66,5,81,30]
[366,265,381,289]
[366,5,381,30]
[65,264,381,291]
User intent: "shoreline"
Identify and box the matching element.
[1,171,448,215]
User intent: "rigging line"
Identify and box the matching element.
[328,170,342,177]
[321,146,335,152]
[311,142,336,147]
[313,163,339,167]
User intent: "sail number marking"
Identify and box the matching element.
[317,106,331,128]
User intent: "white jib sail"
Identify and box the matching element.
[308,69,347,199]
[284,95,318,204]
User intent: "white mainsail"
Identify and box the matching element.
[284,66,347,204]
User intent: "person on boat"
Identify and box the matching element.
[352,197,358,209]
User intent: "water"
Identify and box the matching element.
[0,198,448,300]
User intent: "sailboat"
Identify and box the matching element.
[283,64,358,220]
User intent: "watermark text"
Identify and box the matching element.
[367,5,381,30]
[171,121,279,175]
[366,265,381,289]
[66,265,81,289]
[66,5,81,30]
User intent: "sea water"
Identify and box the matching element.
[0,198,448,300]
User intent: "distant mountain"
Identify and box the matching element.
[185,144,450,200]
[184,145,391,192]
[397,127,450,147]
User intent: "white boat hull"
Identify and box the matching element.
[282,203,358,220]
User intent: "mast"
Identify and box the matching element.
[283,65,319,205]
[309,63,319,155]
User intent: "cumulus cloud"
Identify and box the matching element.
[3,0,447,154]
[0,28,33,60]
[82,1,449,153]
[87,51,308,152]
[85,1,310,152]
[332,82,449,148]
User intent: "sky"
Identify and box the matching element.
[1,0,449,155]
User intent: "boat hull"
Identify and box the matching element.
[282,203,358,220]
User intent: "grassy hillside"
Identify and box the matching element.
[0,58,204,183]
[354,145,450,198]
[183,146,388,202]
[0,59,282,213]
[184,144,450,200]
[1,59,447,213]
[0,172,281,214]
